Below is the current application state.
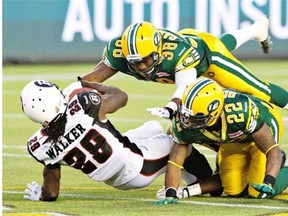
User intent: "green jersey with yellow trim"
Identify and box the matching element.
[102,29,211,84]
[172,89,280,147]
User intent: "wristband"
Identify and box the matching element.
[165,187,178,198]
[165,101,177,113]
[167,160,184,170]
[265,144,279,154]
[264,175,276,187]
[165,101,178,120]
[164,107,174,120]
[187,183,202,196]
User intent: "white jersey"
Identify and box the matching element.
[27,89,144,187]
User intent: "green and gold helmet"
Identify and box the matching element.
[179,78,224,129]
[121,21,163,77]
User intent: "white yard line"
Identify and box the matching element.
[2,153,31,158]
[2,191,288,210]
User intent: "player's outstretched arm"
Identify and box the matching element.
[24,164,61,201]
[82,60,117,83]
[251,123,282,196]
[156,142,188,205]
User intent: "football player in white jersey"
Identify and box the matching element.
[21,79,214,201]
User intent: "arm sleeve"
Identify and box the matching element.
[172,68,197,99]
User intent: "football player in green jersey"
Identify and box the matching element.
[81,16,288,118]
[156,78,288,204]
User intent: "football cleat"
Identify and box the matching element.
[252,16,273,54]
[259,36,273,54]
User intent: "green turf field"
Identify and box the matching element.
[2,61,288,216]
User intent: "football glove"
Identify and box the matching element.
[24,181,42,201]
[155,197,179,205]
[251,183,276,196]
[156,186,189,199]
[146,107,173,119]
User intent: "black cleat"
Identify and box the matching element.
[259,36,273,54]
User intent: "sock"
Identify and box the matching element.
[220,25,255,51]
[220,33,237,51]
[269,83,288,109]
[274,166,288,195]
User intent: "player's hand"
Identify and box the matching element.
[251,183,276,196]
[156,186,189,199]
[62,81,82,100]
[24,181,42,201]
[155,197,179,205]
[146,107,172,119]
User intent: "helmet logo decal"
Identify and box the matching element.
[207,100,220,113]
[89,92,101,105]
[34,80,54,88]
[153,32,161,47]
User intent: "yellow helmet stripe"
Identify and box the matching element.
[184,79,214,110]
[127,22,142,56]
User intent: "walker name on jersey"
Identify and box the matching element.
[45,123,86,159]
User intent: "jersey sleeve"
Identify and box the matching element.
[102,36,129,72]
[174,33,210,74]
[26,130,57,165]
[171,117,187,145]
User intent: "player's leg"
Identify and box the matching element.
[272,166,288,196]
[202,36,288,110]
[255,110,288,198]
[248,108,284,198]
[122,134,172,189]
[247,144,267,198]
[182,146,213,183]
[256,165,288,199]
[220,16,272,53]
[218,143,250,197]
[123,120,164,142]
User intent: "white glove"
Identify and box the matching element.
[62,81,82,100]
[146,107,172,119]
[156,186,189,199]
[24,181,42,201]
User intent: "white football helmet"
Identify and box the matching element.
[20,80,67,125]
